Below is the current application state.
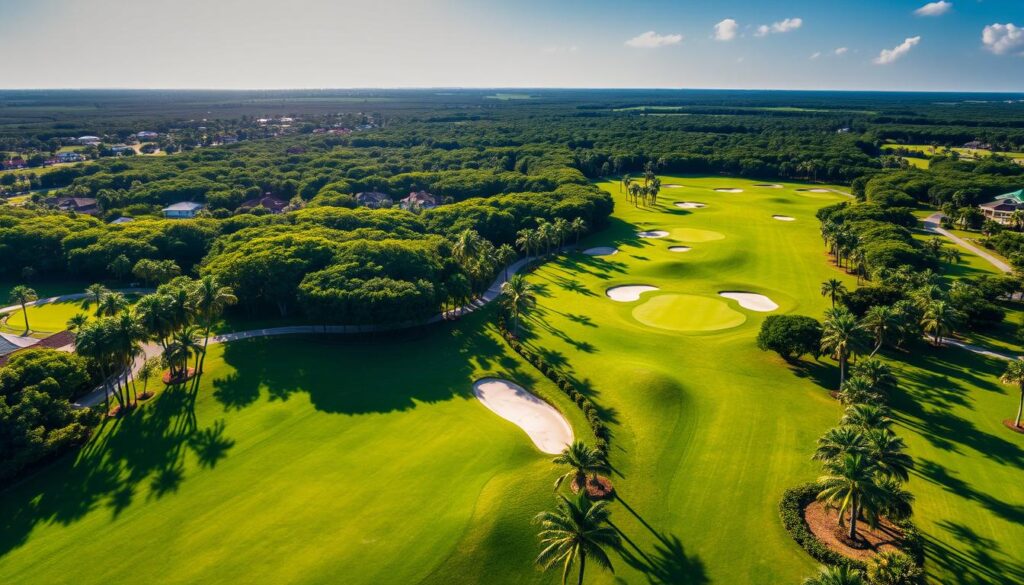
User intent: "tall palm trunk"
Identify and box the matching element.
[839,348,847,388]
[577,551,586,585]
[848,495,859,540]
[1016,385,1024,427]
[20,301,29,334]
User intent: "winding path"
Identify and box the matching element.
[923,212,1012,273]
[72,256,540,408]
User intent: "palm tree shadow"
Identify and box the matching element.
[613,498,708,585]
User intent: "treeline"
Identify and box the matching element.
[857,157,1024,209]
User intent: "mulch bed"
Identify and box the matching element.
[162,367,196,385]
[138,391,155,401]
[571,475,615,500]
[106,402,137,418]
[803,500,903,561]
[1003,420,1024,435]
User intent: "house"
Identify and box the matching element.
[162,202,205,219]
[56,151,86,163]
[47,197,100,215]
[110,217,135,225]
[979,189,1024,225]
[2,158,27,170]
[108,145,134,155]
[399,190,438,211]
[355,191,393,209]
[963,140,992,150]
[136,131,159,140]
[238,196,288,214]
[77,135,101,145]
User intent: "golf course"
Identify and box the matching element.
[2,175,1023,584]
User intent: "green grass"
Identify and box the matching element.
[0,313,595,585]
[1,300,94,335]
[882,143,1024,160]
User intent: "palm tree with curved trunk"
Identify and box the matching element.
[817,453,884,541]
[821,307,864,389]
[552,441,609,493]
[999,359,1024,428]
[8,285,38,334]
[921,300,962,346]
[862,305,899,356]
[820,279,847,308]
[813,426,867,462]
[535,493,620,585]
[111,312,145,406]
[190,276,236,373]
[495,244,517,280]
[802,565,866,585]
[75,319,122,411]
[501,274,536,338]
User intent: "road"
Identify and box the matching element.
[922,212,1012,273]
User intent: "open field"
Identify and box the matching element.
[0,298,135,336]
[882,143,1024,160]
[0,315,595,585]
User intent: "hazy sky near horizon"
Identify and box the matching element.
[1,0,1023,91]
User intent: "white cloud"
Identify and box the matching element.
[982,23,1024,55]
[755,17,803,37]
[625,31,683,49]
[914,1,952,17]
[874,36,921,64]
[810,52,821,60]
[714,19,739,41]
[834,47,848,56]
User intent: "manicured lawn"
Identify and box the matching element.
[520,175,1023,583]
[1,300,95,335]
[0,314,594,585]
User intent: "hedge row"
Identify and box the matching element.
[497,316,611,457]
[779,483,925,574]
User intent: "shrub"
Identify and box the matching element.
[756,315,822,360]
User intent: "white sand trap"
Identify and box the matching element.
[668,246,691,253]
[664,184,686,188]
[772,215,796,222]
[674,202,706,209]
[583,246,618,256]
[714,188,744,193]
[474,378,573,454]
[719,292,779,312]
[755,183,784,188]
[606,285,659,302]
[637,230,669,238]
[797,188,831,193]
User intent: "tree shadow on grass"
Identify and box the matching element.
[785,356,838,391]
[613,495,709,584]
[923,521,1024,584]
[914,459,1024,524]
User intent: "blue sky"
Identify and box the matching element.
[0,0,1022,91]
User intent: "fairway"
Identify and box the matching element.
[0,315,593,585]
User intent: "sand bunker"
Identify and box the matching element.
[714,188,744,193]
[754,184,784,188]
[637,230,669,238]
[606,285,659,302]
[632,294,746,332]
[474,378,573,454]
[674,228,725,242]
[664,184,685,188]
[797,188,831,193]
[674,202,706,209]
[583,246,618,256]
[772,215,796,222]
[719,292,779,312]
[668,246,691,253]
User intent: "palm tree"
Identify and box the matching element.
[189,276,236,373]
[66,311,89,333]
[921,300,962,346]
[8,285,38,334]
[84,283,111,313]
[621,173,631,194]
[495,244,517,280]
[97,291,129,317]
[553,218,570,252]
[111,312,145,406]
[501,274,536,337]
[813,426,867,462]
[535,493,620,585]
[802,565,866,585]
[452,229,483,267]
[867,552,923,585]
[837,376,879,406]
[865,429,913,482]
[165,325,204,381]
[841,403,894,431]
[570,218,586,247]
[1000,359,1024,428]
[552,441,609,493]
[817,453,883,540]
[820,279,847,308]
[851,358,897,398]
[75,318,122,412]
[821,307,864,389]
[861,305,899,356]
[137,356,162,399]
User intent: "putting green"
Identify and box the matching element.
[672,228,725,242]
[632,294,746,332]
